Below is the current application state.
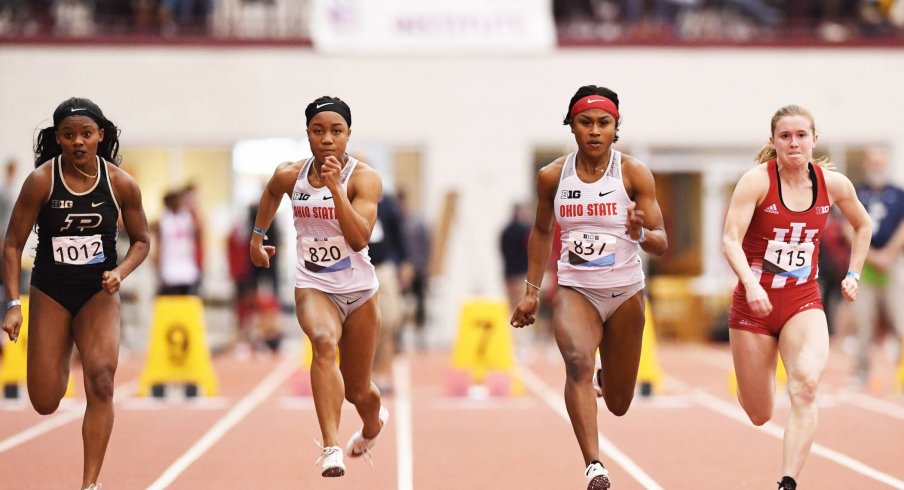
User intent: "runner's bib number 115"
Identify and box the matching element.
[765,240,814,275]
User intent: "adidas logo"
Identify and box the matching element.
[764,204,779,214]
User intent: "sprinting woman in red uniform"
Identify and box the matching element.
[722,105,871,490]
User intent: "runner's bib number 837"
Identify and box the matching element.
[568,231,617,267]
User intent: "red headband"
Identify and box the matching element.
[569,95,619,121]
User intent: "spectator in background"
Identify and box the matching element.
[161,0,212,35]
[816,208,851,335]
[0,0,28,35]
[397,189,431,350]
[369,193,411,394]
[153,189,201,295]
[51,0,94,36]
[500,203,531,310]
[92,0,135,34]
[227,204,282,356]
[248,203,280,298]
[181,182,204,281]
[850,147,904,387]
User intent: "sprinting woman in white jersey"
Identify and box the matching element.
[510,85,668,490]
[250,96,388,478]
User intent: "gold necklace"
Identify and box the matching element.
[71,160,98,179]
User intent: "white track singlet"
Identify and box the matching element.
[292,156,379,293]
[554,150,644,289]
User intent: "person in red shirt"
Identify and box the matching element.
[722,105,871,490]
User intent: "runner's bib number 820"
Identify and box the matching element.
[302,236,351,272]
[52,234,105,265]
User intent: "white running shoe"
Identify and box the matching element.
[83,485,101,490]
[585,461,611,490]
[315,445,345,477]
[346,405,390,463]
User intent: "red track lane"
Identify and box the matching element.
[0,342,900,489]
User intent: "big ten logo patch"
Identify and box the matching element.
[561,190,581,199]
[51,200,74,209]
[293,192,311,201]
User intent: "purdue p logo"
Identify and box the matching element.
[61,213,103,232]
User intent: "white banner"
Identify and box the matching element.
[310,0,556,55]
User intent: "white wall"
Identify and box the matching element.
[2,46,902,341]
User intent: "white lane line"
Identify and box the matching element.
[145,356,297,490]
[0,379,138,454]
[518,366,665,490]
[837,391,904,421]
[393,356,414,490]
[691,389,904,489]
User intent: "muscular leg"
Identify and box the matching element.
[72,290,120,488]
[552,287,604,465]
[729,328,779,426]
[25,286,74,415]
[779,309,829,480]
[339,295,383,438]
[599,292,645,416]
[296,288,345,447]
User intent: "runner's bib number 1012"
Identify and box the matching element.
[52,234,105,265]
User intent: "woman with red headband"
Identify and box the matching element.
[510,85,668,490]
[722,105,871,490]
[250,95,388,478]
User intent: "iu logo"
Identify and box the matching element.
[561,190,581,199]
[60,213,103,232]
[292,192,311,201]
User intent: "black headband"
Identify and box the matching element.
[53,106,107,128]
[305,100,352,128]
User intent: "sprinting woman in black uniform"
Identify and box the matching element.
[1,97,150,490]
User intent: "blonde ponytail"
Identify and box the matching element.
[754,143,777,165]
